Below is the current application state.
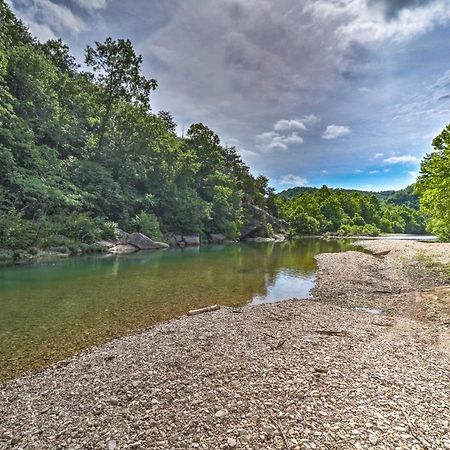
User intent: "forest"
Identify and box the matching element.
[0,1,274,258]
[276,186,426,237]
[0,0,449,261]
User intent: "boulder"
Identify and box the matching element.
[209,233,225,244]
[116,229,130,245]
[97,240,116,249]
[108,244,139,255]
[182,234,200,246]
[127,232,169,250]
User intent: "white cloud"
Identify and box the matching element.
[383,155,420,164]
[369,170,380,174]
[302,114,321,126]
[274,119,307,131]
[322,125,351,140]
[274,114,321,131]
[280,174,309,187]
[9,0,86,39]
[255,131,303,152]
[408,171,419,178]
[373,152,384,159]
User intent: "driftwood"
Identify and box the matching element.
[187,305,220,316]
[315,330,347,336]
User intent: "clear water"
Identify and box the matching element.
[0,238,356,381]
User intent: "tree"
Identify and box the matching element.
[39,39,79,75]
[85,37,158,153]
[158,110,177,134]
[416,124,450,240]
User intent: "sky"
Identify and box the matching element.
[7,0,450,192]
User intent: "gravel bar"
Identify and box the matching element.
[0,240,449,449]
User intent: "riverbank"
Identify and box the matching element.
[1,240,449,449]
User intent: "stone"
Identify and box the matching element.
[116,229,130,245]
[209,233,225,244]
[97,240,115,249]
[127,232,169,250]
[214,409,228,419]
[182,235,200,246]
[108,244,139,255]
[227,438,237,447]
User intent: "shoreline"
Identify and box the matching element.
[0,239,449,449]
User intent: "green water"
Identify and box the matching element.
[0,238,355,381]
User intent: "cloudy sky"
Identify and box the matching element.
[8,0,450,191]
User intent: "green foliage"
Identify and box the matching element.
[279,185,426,236]
[416,124,450,241]
[133,211,163,241]
[0,1,274,255]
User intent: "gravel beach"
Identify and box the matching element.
[1,239,449,449]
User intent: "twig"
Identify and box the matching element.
[269,417,289,450]
[275,339,287,350]
[400,407,432,449]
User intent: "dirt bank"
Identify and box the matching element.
[0,240,449,449]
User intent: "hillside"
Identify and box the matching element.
[278,185,419,209]
[0,1,277,258]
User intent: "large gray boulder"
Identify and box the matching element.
[182,234,200,246]
[127,232,169,250]
[108,244,139,255]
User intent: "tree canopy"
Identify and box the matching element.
[277,186,426,237]
[415,124,450,241]
[0,0,273,255]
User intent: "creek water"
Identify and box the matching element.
[0,238,356,380]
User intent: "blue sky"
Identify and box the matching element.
[8,0,450,192]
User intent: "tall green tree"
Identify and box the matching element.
[416,124,450,240]
[85,38,157,154]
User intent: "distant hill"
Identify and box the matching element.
[278,185,419,209]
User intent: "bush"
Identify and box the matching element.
[0,208,36,249]
[132,211,163,241]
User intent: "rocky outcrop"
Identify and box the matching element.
[109,230,169,254]
[183,235,200,246]
[127,232,169,250]
[240,205,289,239]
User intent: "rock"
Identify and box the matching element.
[182,235,200,246]
[209,233,225,244]
[108,244,139,255]
[214,409,228,419]
[227,437,237,447]
[97,240,115,249]
[116,229,130,245]
[127,232,169,250]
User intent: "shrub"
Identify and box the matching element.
[132,211,163,241]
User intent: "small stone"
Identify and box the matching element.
[227,437,237,447]
[369,433,378,445]
[215,409,228,419]
[108,398,119,406]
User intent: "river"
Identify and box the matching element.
[0,238,357,381]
